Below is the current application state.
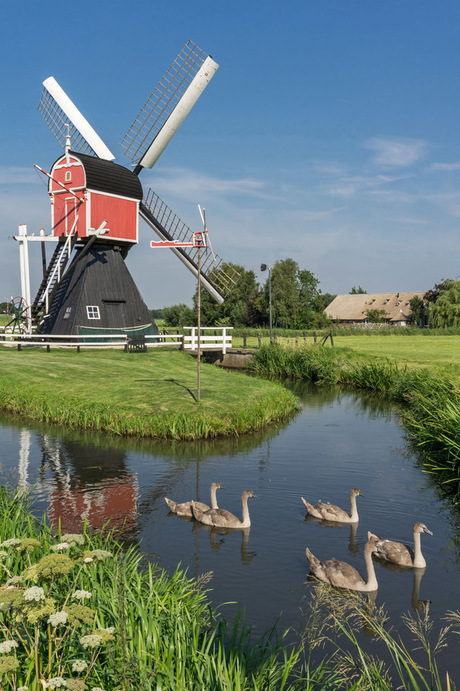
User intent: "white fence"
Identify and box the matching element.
[0,328,233,353]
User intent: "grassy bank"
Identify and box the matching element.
[0,487,457,689]
[249,343,460,498]
[0,347,298,440]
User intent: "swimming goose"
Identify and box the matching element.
[192,489,257,529]
[164,481,223,517]
[306,539,386,592]
[367,522,433,569]
[301,488,362,523]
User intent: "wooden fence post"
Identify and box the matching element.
[314,331,317,343]
[274,331,278,344]
[303,331,307,344]
[243,332,247,348]
[257,332,261,348]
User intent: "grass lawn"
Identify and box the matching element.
[0,346,297,438]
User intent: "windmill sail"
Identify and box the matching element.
[121,40,218,172]
[141,189,239,304]
[39,77,115,160]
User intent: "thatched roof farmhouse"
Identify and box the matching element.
[325,292,425,326]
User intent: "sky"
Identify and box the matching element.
[1,0,460,309]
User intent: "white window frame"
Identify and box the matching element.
[86,305,100,320]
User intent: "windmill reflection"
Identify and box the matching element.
[38,433,139,541]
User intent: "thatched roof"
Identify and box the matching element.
[325,292,425,323]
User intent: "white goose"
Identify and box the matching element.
[164,481,223,518]
[301,488,362,523]
[192,489,257,529]
[367,522,433,569]
[306,539,386,592]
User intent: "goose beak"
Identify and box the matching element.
[424,527,433,536]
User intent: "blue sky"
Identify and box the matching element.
[1,1,460,309]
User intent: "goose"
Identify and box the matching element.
[301,488,362,523]
[191,489,257,529]
[164,481,223,518]
[367,522,433,569]
[306,539,386,592]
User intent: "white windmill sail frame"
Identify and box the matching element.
[42,77,115,160]
[139,56,219,169]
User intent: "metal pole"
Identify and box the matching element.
[269,267,273,344]
[197,245,201,403]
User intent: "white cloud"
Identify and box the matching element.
[143,167,268,202]
[364,137,428,167]
[431,162,460,171]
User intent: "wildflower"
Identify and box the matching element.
[72,590,92,601]
[0,655,19,673]
[17,538,41,553]
[24,598,56,625]
[72,660,88,673]
[23,586,45,602]
[82,550,112,562]
[35,554,74,579]
[79,634,102,649]
[94,627,115,643]
[6,575,24,585]
[0,588,23,612]
[48,611,69,627]
[44,677,67,688]
[50,542,70,552]
[0,538,21,548]
[64,603,95,627]
[0,639,18,654]
[61,533,85,546]
[83,558,93,564]
[0,550,8,559]
[91,687,105,691]
[18,686,28,691]
[66,681,87,691]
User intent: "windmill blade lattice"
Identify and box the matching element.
[142,188,240,298]
[121,40,216,169]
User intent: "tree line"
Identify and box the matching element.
[162,258,335,329]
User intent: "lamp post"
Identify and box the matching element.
[260,263,272,344]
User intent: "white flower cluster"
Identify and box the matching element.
[61,533,85,545]
[79,634,102,649]
[0,538,21,548]
[50,542,70,552]
[72,660,88,673]
[73,589,92,601]
[23,586,45,602]
[44,678,67,689]
[47,611,69,627]
[100,627,115,634]
[18,686,28,691]
[91,687,105,691]
[0,639,18,654]
[83,558,93,564]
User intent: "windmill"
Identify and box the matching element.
[27,40,239,336]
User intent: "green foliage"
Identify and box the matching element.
[429,280,460,327]
[349,285,367,294]
[365,307,388,323]
[196,263,260,327]
[408,295,426,326]
[163,303,196,327]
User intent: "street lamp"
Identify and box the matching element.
[260,263,272,344]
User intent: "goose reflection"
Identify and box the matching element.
[193,523,256,564]
[304,514,359,553]
[371,556,431,611]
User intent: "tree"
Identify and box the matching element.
[408,296,426,326]
[265,259,301,329]
[195,263,259,327]
[424,279,453,304]
[349,286,367,294]
[163,303,196,327]
[365,308,387,323]
[428,280,460,327]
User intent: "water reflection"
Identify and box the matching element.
[304,515,359,553]
[192,524,256,564]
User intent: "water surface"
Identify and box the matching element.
[1,382,460,679]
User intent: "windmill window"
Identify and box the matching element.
[65,171,71,182]
[63,307,72,319]
[86,305,100,320]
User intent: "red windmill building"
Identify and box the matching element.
[14,41,239,336]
